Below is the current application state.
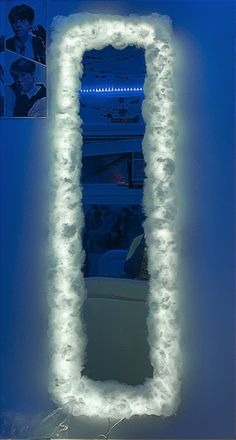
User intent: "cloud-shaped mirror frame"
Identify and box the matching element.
[48,12,181,419]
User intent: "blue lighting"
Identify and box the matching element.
[78,86,144,94]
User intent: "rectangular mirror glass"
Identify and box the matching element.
[80,46,153,385]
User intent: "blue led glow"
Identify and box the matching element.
[78,86,144,94]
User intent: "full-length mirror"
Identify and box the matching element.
[49,13,180,419]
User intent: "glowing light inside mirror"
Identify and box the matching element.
[48,12,181,419]
[79,86,144,93]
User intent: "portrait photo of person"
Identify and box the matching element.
[5,57,47,117]
[6,3,46,64]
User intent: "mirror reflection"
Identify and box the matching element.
[80,46,153,385]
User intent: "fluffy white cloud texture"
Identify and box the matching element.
[48,12,181,418]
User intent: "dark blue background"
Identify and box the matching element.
[0,0,235,438]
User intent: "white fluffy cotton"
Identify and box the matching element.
[48,12,181,418]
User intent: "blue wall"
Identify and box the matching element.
[0,0,235,438]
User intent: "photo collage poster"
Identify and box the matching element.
[0,0,47,118]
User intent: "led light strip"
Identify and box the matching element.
[49,13,181,419]
[79,87,144,93]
